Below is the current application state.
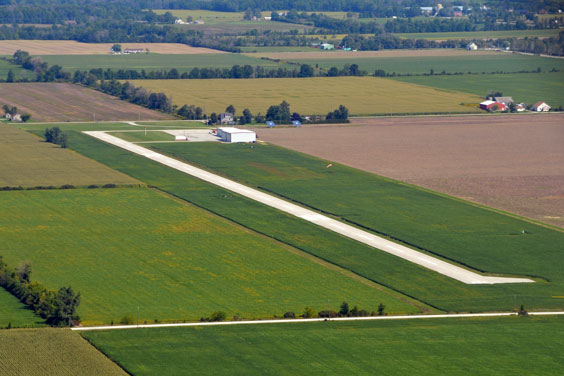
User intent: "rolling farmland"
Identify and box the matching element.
[0,126,137,188]
[284,53,564,75]
[128,77,482,115]
[394,71,564,107]
[0,188,421,325]
[82,316,564,376]
[40,53,282,73]
[0,329,127,376]
[0,83,174,122]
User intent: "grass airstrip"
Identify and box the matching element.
[128,76,482,115]
[82,316,564,376]
[13,125,560,313]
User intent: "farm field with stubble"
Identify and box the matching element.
[0,187,422,325]
[81,316,564,376]
[128,76,482,115]
[0,329,127,376]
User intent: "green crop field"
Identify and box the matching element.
[153,9,245,23]
[128,77,482,115]
[0,57,33,80]
[82,316,564,375]
[289,53,564,75]
[0,125,138,188]
[0,329,126,375]
[30,128,564,313]
[396,29,561,40]
[0,289,44,328]
[40,53,282,73]
[239,46,321,53]
[0,188,421,325]
[394,71,564,107]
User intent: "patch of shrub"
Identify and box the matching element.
[283,311,296,319]
[318,310,339,318]
[102,183,117,188]
[87,184,99,189]
[210,311,226,322]
[60,184,75,189]
[120,315,135,325]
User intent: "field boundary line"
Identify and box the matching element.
[83,130,534,285]
[72,311,564,331]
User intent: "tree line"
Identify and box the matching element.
[0,257,81,327]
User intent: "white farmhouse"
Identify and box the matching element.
[532,102,551,112]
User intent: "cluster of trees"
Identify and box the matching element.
[339,33,473,51]
[500,32,564,56]
[283,301,385,320]
[0,257,81,327]
[273,11,382,34]
[44,126,68,148]
[384,18,475,33]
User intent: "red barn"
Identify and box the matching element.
[480,100,506,112]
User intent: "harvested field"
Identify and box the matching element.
[0,83,174,122]
[244,49,498,60]
[0,329,126,376]
[129,77,482,115]
[0,126,138,188]
[256,114,564,228]
[0,40,224,55]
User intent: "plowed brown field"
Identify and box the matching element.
[0,83,174,122]
[256,114,564,228]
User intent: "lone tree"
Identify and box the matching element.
[225,104,236,115]
[6,69,14,82]
[111,44,122,53]
[266,100,291,124]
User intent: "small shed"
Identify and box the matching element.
[480,100,506,112]
[467,42,478,50]
[321,43,334,50]
[531,102,551,112]
[175,135,188,141]
[217,127,256,143]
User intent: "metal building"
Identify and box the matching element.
[217,127,256,143]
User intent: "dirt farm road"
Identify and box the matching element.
[85,131,533,285]
[72,311,564,331]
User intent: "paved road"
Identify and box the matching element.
[72,311,564,331]
[84,131,534,285]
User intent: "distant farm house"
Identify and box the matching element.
[219,112,234,125]
[321,43,335,50]
[175,19,185,24]
[480,100,506,112]
[124,48,146,54]
[532,101,551,112]
[467,42,478,50]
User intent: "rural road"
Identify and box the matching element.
[72,311,564,331]
[84,131,534,285]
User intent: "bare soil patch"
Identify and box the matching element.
[256,114,564,228]
[0,83,174,122]
[245,49,497,60]
[0,40,225,55]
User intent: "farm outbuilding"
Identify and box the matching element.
[217,127,256,143]
[480,100,506,112]
[532,101,551,112]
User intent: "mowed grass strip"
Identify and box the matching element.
[288,53,564,75]
[128,77,482,115]
[0,289,44,328]
[0,82,174,122]
[82,316,564,376]
[40,53,282,73]
[56,130,563,312]
[146,142,564,310]
[393,71,564,107]
[0,329,126,376]
[0,188,421,325]
[0,126,137,188]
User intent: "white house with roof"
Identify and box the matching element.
[532,102,551,112]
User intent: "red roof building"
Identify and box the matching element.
[480,100,506,112]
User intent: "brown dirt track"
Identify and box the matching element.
[256,114,564,228]
[0,83,174,122]
[0,40,225,55]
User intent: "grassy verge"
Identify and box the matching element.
[0,289,44,328]
[82,316,564,376]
